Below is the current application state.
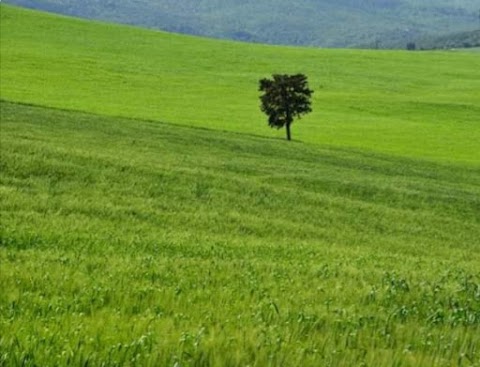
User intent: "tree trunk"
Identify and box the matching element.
[286,122,291,141]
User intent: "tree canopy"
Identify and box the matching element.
[259,74,313,141]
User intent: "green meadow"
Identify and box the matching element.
[1,4,479,367]
[2,5,480,164]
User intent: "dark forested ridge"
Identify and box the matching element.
[415,29,480,50]
[4,0,480,48]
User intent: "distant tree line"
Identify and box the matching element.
[5,0,480,49]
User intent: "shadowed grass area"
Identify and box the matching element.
[1,101,479,366]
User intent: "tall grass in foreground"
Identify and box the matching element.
[1,101,479,366]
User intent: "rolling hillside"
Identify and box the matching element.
[4,0,480,48]
[1,5,479,165]
[2,99,480,367]
[1,5,479,366]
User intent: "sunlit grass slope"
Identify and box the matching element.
[1,101,480,366]
[1,4,479,164]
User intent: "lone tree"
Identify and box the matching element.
[259,74,313,141]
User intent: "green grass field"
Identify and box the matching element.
[1,5,479,367]
[1,5,479,165]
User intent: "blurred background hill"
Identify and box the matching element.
[5,0,480,49]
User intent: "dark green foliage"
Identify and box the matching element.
[259,74,313,141]
[415,29,480,50]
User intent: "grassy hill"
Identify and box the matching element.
[1,5,479,366]
[1,5,479,165]
[4,0,480,48]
